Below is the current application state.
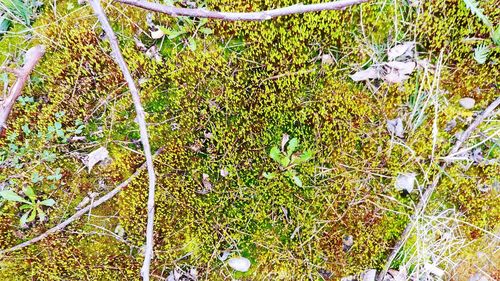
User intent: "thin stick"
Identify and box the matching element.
[377,96,500,281]
[116,0,369,21]
[0,45,45,131]
[87,1,157,280]
[0,147,163,255]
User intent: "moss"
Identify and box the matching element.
[0,0,498,279]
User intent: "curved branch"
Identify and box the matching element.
[87,0,157,280]
[0,45,45,131]
[116,0,369,21]
[0,147,163,255]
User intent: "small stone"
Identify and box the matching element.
[227,257,251,272]
[362,269,377,281]
[321,54,334,65]
[459,97,475,109]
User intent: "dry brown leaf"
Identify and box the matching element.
[350,67,379,81]
[387,42,415,60]
[86,147,109,172]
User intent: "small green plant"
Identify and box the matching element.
[0,187,55,225]
[263,136,313,187]
[158,17,213,51]
[0,0,40,34]
[473,44,490,64]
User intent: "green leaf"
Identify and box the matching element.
[269,146,281,163]
[493,25,500,45]
[262,172,276,179]
[279,156,290,167]
[20,204,32,210]
[20,211,30,225]
[39,199,56,207]
[473,44,490,64]
[22,124,31,135]
[292,175,303,187]
[23,186,36,201]
[166,29,186,39]
[31,171,43,183]
[286,138,299,156]
[200,27,213,35]
[463,0,492,28]
[188,37,197,51]
[0,190,29,204]
[294,150,313,164]
[37,207,46,221]
[27,208,37,222]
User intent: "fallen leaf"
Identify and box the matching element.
[469,273,489,281]
[220,168,229,177]
[395,173,416,193]
[281,133,290,152]
[471,148,483,163]
[114,224,125,238]
[342,235,354,252]
[218,251,230,261]
[86,147,109,172]
[151,28,164,39]
[386,118,404,138]
[444,119,457,132]
[385,61,416,75]
[133,36,147,52]
[145,45,162,63]
[387,42,415,60]
[350,67,379,81]
[228,257,251,272]
[197,173,212,194]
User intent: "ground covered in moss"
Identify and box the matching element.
[0,0,498,280]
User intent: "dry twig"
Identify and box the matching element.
[377,96,500,281]
[87,0,157,279]
[116,0,369,21]
[0,45,45,132]
[0,147,163,255]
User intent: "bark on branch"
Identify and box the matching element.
[87,0,157,280]
[377,96,500,281]
[116,0,369,21]
[0,45,45,132]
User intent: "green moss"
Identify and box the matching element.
[0,0,498,279]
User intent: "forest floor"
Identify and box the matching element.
[0,0,498,280]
